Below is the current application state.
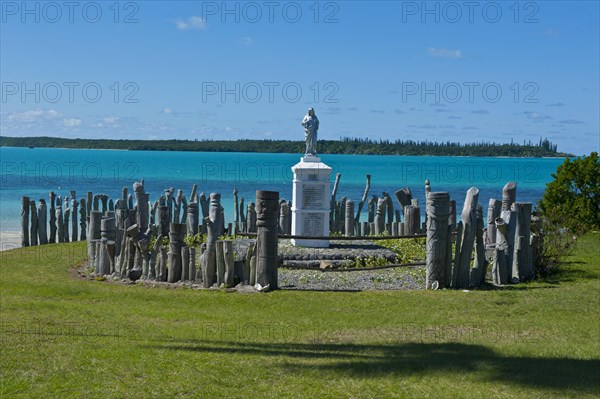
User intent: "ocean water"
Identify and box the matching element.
[0,147,564,248]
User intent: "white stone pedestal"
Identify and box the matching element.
[291,155,331,248]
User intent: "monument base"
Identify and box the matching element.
[290,155,331,248]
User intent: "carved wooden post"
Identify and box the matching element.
[449,199,456,228]
[134,181,149,231]
[394,188,413,221]
[512,202,533,281]
[383,192,394,226]
[345,199,354,237]
[56,200,64,243]
[99,217,116,276]
[208,193,223,237]
[233,188,240,234]
[239,196,246,233]
[79,199,87,241]
[167,223,185,283]
[362,221,370,236]
[164,188,174,223]
[224,240,235,287]
[29,200,38,246]
[174,189,184,224]
[255,190,279,290]
[444,223,454,288]
[425,192,450,289]
[244,243,255,284]
[49,192,57,244]
[186,202,199,236]
[20,196,29,247]
[279,200,290,235]
[188,247,197,283]
[37,199,48,245]
[493,217,509,285]
[330,173,341,232]
[99,194,109,214]
[202,194,221,288]
[71,198,78,242]
[501,181,517,278]
[181,246,189,281]
[354,174,371,226]
[152,234,164,281]
[158,196,169,237]
[375,198,386,235]
[486,199,502,246]
[216,240,225,286]
[199,192,209,220]
[469,204,488,287]
[247,202,257,233]
[86,191,92,217]
[88,210,102,269]
[62,197,70,242]
[404,205,420,235]
[451,221,463,288]
[368,195,377,223]
[454,187,479,289]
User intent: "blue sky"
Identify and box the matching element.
[1,0,598,155]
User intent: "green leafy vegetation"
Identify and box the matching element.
[183,233,204,248]
[0,135,571,157]
[378,237,427,264]
[538,152,600,235]
[0,234,598,398]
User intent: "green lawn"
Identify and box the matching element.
[1,234,599,398]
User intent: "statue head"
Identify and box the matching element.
[308,107,315,117]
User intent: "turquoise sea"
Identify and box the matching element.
[0,147,564,249]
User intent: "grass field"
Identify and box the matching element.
[1,233,598,398]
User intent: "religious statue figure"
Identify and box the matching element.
[301,107,319,156]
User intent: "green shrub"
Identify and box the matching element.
[538,152,599,235]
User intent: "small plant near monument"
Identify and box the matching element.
[184,233,204,248]
[378,237,426,263]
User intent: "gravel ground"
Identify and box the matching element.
[278,266,426,291]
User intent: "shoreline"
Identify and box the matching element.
[0,145,570,159]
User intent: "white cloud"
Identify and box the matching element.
[63,118,82,127]
[7,109,61,122]
[427,47,463,59]
[103,116,119,124]
[239,36,253,46]
[175,16,207,31]
[523,112,551,121]
[163,107,173,114]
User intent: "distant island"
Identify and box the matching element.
[0,136,572,157]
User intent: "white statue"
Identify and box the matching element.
[301,108,319,156]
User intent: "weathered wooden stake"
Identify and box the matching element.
[469,204,488,287]
[255,190,279,290]
[49,192,56,243]
[29,200,38,246]
[19,197,28,247]
[224,240,235,287]
[425,192,450,289]
[37,199,48,245]
[345,199,355,237]
[454,187,479,289]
